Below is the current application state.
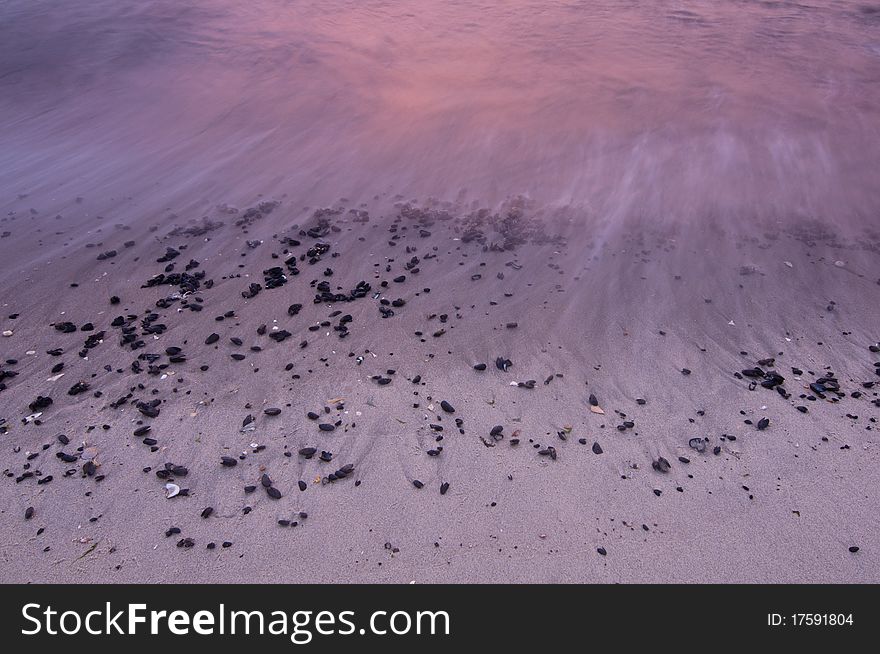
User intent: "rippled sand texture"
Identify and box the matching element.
[0,2,879,582]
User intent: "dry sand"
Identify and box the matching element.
[1,0,879,583]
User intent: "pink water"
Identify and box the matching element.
[2,0,879,227]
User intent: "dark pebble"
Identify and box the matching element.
[652,457,671,473]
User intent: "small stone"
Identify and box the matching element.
[652,457,671,473]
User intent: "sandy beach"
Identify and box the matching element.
[1,0,879,583]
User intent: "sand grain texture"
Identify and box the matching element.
[1,0,879,583]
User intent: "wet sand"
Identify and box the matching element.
[1,1,879,582]
[1,197,878,583]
